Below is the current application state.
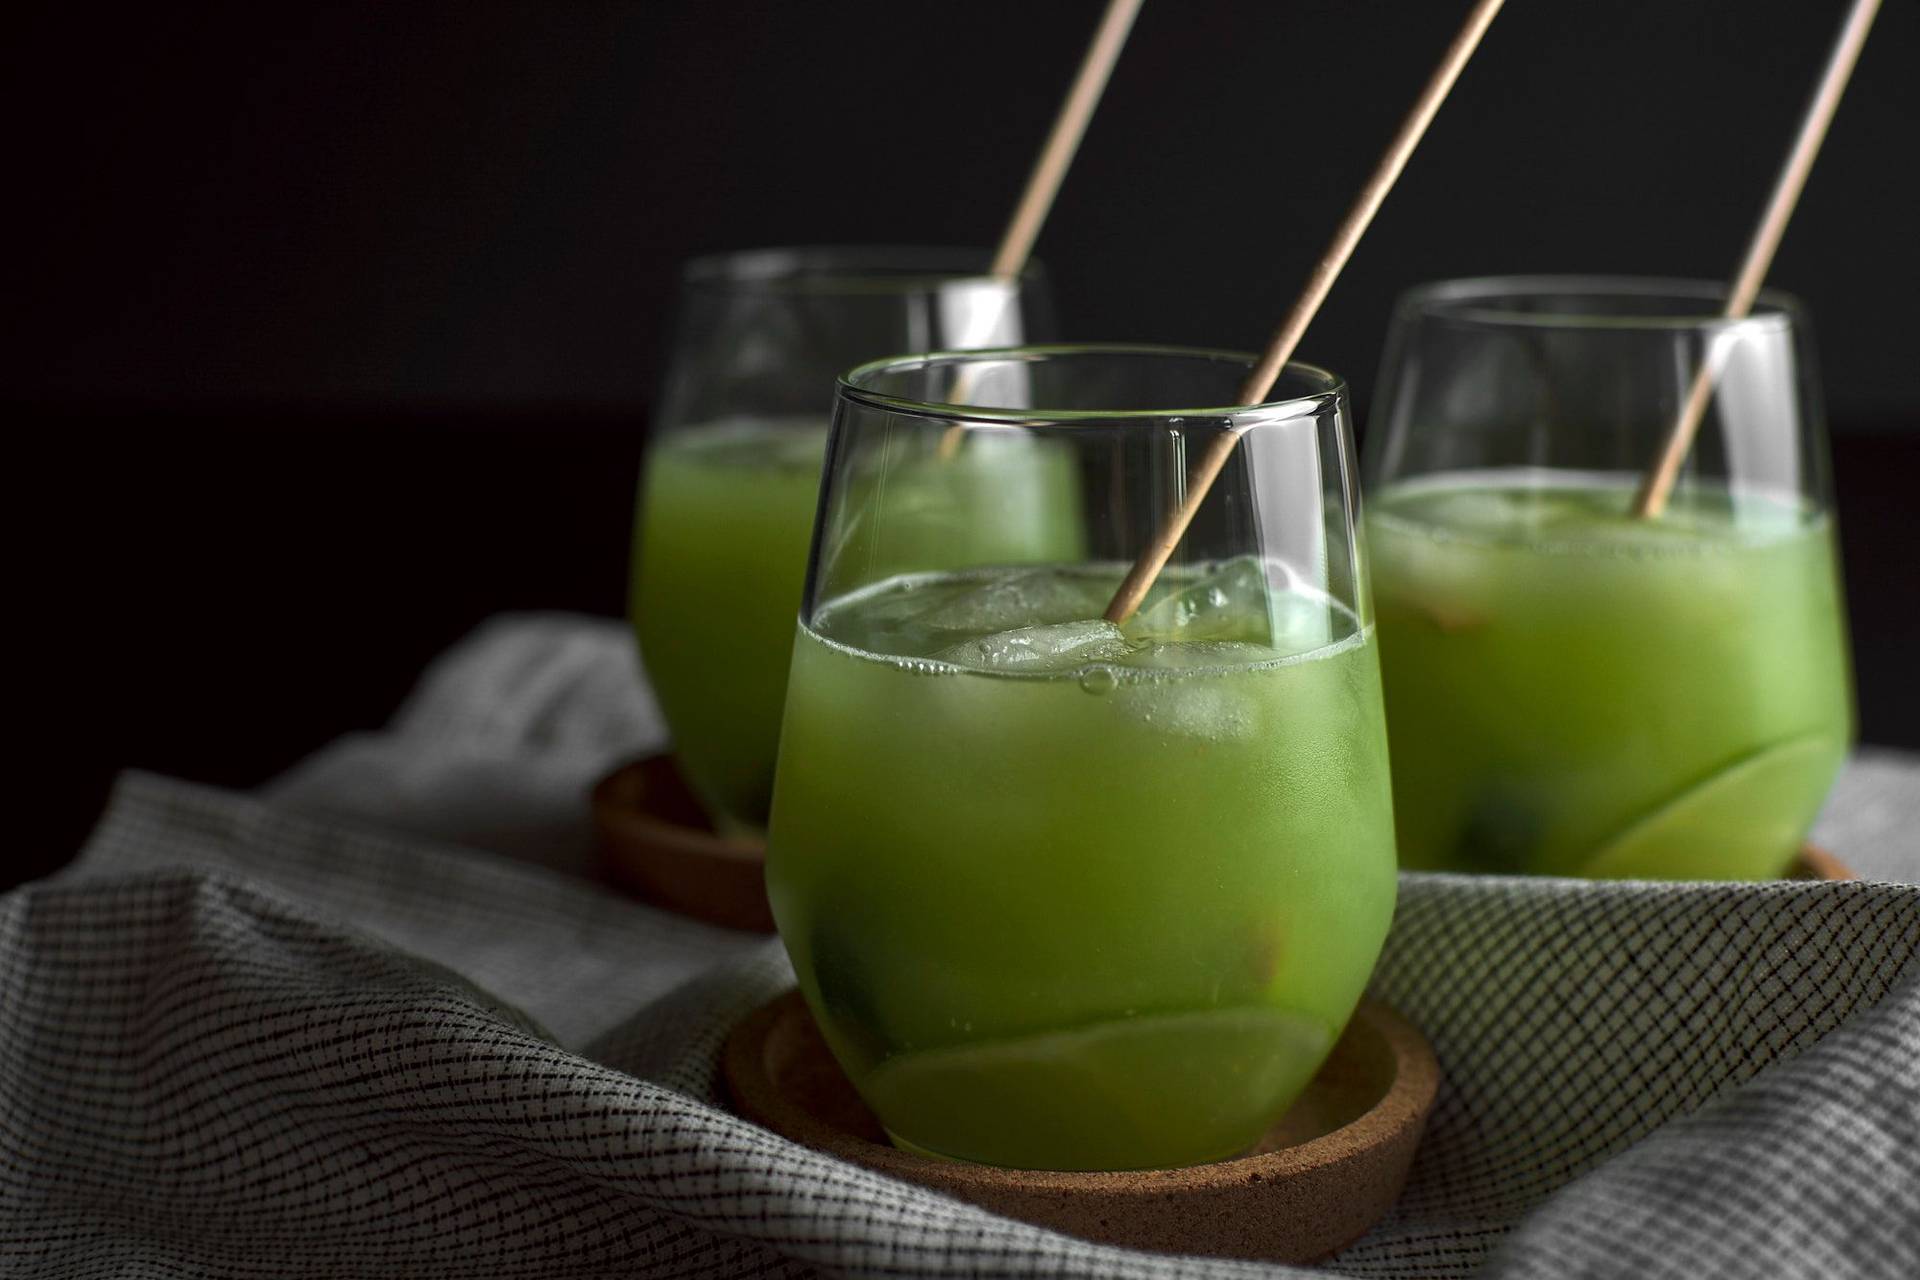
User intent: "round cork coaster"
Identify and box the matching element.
[723,990,1440,1264]
[1788,844,1854,881]
[591,755,773,933]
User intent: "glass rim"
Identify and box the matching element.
[837,343,1348,426]
[1397,275,1806,333]
[679,245,1039,295]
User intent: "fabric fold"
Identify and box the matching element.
[9,613,1917,1277]
[7,770,1915,1277]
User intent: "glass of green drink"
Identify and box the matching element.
[630,249,1058,833]
[1364,277,1854,880]
[765,346,1398,1170]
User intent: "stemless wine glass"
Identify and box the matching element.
[1363,277,1854,880]
[765,346,1398,1171]
[629,248,1055,834]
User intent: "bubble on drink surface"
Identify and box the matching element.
[1078,666,1118,695]
[936,620,1133,674]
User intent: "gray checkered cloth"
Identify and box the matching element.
[4,614,1917,1278]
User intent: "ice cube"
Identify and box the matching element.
[1112,678,1254,742]
[1408,485,1536,537]
[1265,587,1335,655]
[916,567,1110,635]
[936,620,1133,673]
[1125,556,1273,645]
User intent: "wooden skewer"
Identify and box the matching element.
[1103,0,1505,625]
[936,0,1143,455]
[991,0,1144,282]
[1632,0,1882,519]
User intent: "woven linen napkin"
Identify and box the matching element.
[4,614,1917,1279]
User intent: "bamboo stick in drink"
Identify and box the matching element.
[1104,0,1505,625]
[936,0,1143,454]
[1632,0,1882,519]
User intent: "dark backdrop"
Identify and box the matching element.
[10,0,1918,885]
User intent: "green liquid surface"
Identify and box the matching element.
[1367,472,1852,879]
[765,561,1398,1170]
[630,419,1080,829]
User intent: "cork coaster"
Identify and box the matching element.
[723,990,1440,1263]
[1787,844,1854,881]
[591,755,773,932]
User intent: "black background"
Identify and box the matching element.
[10,1,1917,886]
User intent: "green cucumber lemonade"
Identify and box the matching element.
[765,558,1397,1170]
[1369,470,1851,879]
[631,420,825,833]
[632,418,1080,831]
